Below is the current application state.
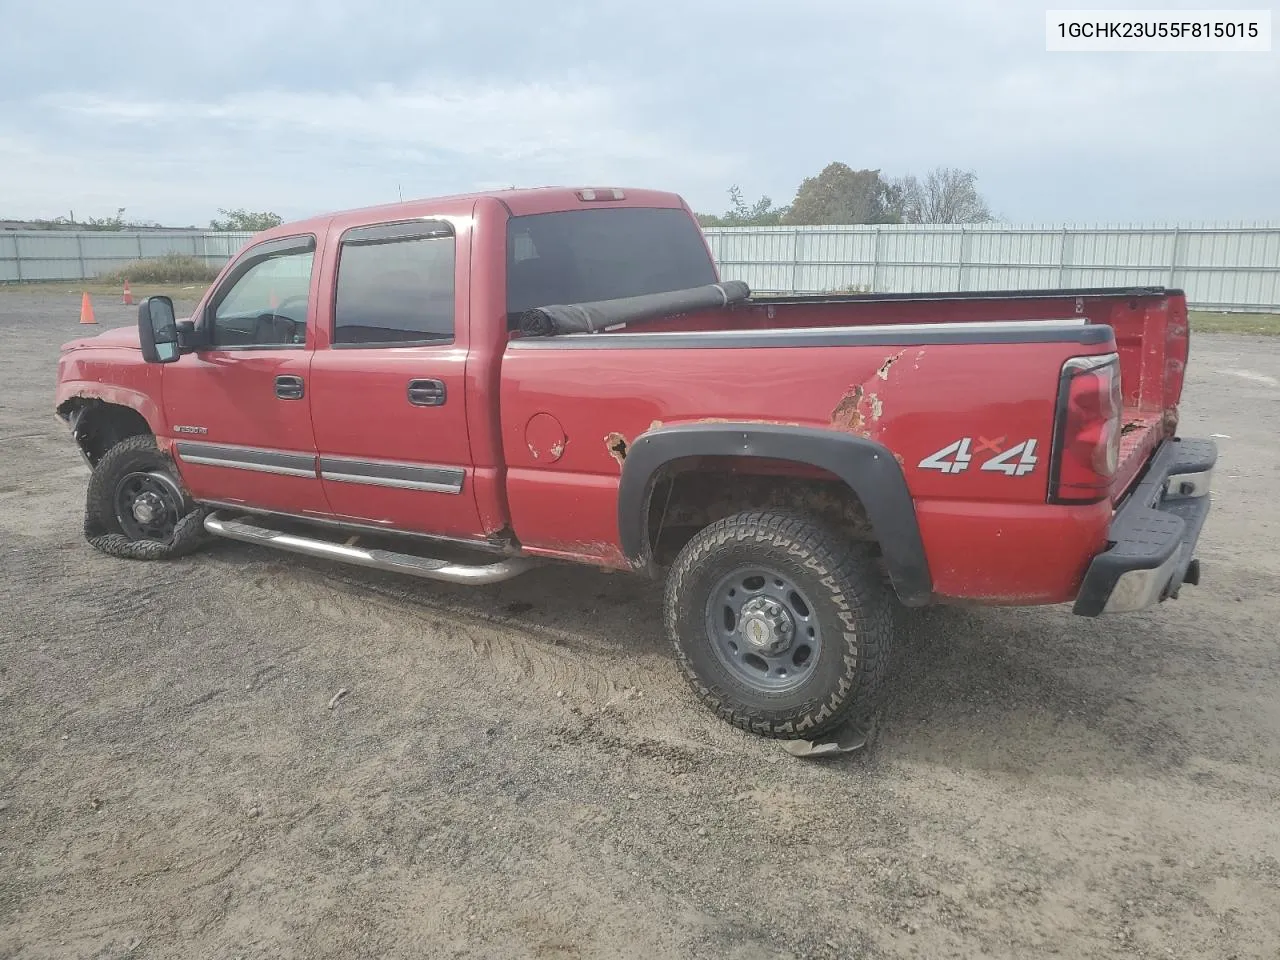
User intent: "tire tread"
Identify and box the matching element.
[663,510,893,739]
[83,434,209,561]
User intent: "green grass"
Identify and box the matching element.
[1189,311,1280,335]
[100,253,221,284]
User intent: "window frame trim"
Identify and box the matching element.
[204,233,318,350]
[330,218,458,350]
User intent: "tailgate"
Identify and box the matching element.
[1104,291,1190,502]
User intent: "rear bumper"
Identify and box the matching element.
[1073,437,1216,617]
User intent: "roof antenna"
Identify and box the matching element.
[397,183,403,202]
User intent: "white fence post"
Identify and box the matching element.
[791,228,802,295]
[1058,227,1072,288]
[871,227,882,293]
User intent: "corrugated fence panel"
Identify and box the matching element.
[702,223,1280,311]
[78,234,137,257]
[963,228,1064,291]
[704,228,798,293]
[0,235,17,281]
[3,225,1277,311]
[0,230,253,282]
[795,229,880,293]
[16,230,83,280]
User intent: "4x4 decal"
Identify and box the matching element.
[918,438,1039,476]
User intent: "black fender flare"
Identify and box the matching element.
[616,422,933,606]
[57,397,154,468]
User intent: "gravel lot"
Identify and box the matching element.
[2,288,1278,960]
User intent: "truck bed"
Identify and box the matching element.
[588,285,1189,504]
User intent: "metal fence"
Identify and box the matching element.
[0,231,253,283]
[703,223,1280,312]
[4,223,1278,312]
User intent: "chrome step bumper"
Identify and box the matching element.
[1073,437,1215,617]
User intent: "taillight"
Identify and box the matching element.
[1050,353,1122,503]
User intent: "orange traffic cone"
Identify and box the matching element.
[79,292,97,325]
[122,280,134,305]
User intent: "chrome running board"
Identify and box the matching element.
[203,512,535,585]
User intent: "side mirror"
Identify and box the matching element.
[138,296,180,364]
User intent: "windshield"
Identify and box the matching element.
[505,207,717,317]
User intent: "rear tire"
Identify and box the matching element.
[83,435,209,560]
[664,510,893,739]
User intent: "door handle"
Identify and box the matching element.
[275,375,305,400]
[407,379,446,406]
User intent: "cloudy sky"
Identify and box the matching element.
[0,0,1276,226]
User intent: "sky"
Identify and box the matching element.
[0,0,1277,227]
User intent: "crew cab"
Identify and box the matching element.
[55,187,1215,740]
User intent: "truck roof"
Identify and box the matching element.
[258,187,690,242]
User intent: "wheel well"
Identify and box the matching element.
[57,399,152,466]
[644,456,876,568]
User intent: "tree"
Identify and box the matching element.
[79,207,128,231]
[895,167,993,224]
[209,208,284,231]
[783,163,901,225]
[696,185,789,227]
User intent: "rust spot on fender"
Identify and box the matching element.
[605,432,628,467]
[876,349,905,380]
[830,385,865,432]
[831,386,885,435]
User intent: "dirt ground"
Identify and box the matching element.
[2,287,1278,960]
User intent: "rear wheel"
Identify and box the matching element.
[664,510,893,739]
[84,435,209,560]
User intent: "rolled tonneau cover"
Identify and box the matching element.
[518,280,751,336]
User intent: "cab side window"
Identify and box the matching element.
[333,220,455,346]
[209,237,315,348]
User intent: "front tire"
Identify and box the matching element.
[664,510,893,739]
[83,434,209,560]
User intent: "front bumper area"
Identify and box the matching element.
[1073,437,1216,617]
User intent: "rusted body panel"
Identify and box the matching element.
[498,333,1120,595]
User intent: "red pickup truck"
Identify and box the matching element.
[55,187,1215,740]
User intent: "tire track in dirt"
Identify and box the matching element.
[210,549,660,707]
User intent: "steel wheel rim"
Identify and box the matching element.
[704,565,822,694]
[114,471,184,543]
